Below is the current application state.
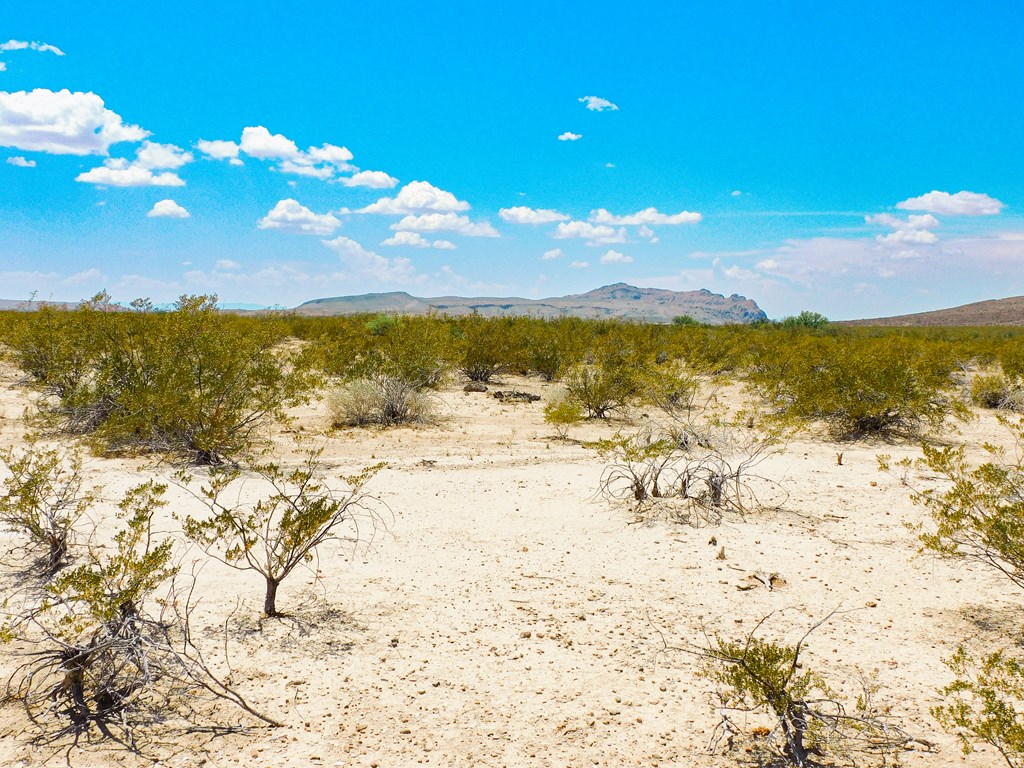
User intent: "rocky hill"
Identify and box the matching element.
[294,283,767,324]
[844,296,1024,326]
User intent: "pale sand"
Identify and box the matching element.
[0,364,1018,767]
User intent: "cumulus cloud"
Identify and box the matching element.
[391,213,499,237]
[896,190,1004,216]
[0,89,149,155]
[499,206,570,224]
[196,139,242,164]
[557,132,582,141]
[216,259,240,270]
[542,248,564,260]
[731,190,743,197]
[381,231,431,248]
[76,158,184,187]
[258,199,340,235]
[570,260,589,269]
[322,236,416,283]
[339,170,398,188]
[200,126,354,178]
[866,213,940,244]
[590,207,702,225]
[134,140,193,170]
[6,155,35,167]
[357,180,470,215]
[600,249,633,264]
[433,239,457,250]
[147,199,190,218]
[553,220,626,246]
[578,95,619,112]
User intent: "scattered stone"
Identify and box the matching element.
[493,390,541,403]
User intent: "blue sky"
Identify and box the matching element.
[1,1,1022,319]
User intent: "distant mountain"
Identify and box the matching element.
[294,283,768,324]
[844,296,1024,327]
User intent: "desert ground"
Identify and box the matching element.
[0,360,1019,767]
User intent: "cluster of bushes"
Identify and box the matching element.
[2,294,313,464]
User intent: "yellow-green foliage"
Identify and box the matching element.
[935,646,1024,768]
[747,331,966,439]
[6,295,313,463]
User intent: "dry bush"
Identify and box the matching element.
[328,375,438,427]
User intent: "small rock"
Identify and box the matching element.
[463,382,488,393]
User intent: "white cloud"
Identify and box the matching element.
[590,207,702,225]
[6,155,35,167]
[0,40,65,56]
[240,125,299,160]
[216,259,240,270]
[357,180,470,214]
[570,260,589,269]
[433,239,457,250]
[339,170,398,188]
[147,199,190,218]
[76,158,185,187]
[756,258,779,270]
[896,190,1004,216]
[391,213,499,237]
[499,206,570,224]
[381,231,431,248]
[322,236,417,283]
[196,138,240,161]
[307,143,354,166]
[542,248,564,260]
[600,249,633,264]
[605,162,615,168]
[0,63,5,72]
[553,220,627,246]
[258,199,340,235]
[637,225,655,240]
[731,190,743,197]
[558,132,582,141]
[578,95,619,112]
[0,89,149,155]
[134,140,193,170]
[866,213,940,244]
[277,159,334,179]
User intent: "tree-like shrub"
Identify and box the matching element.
[0,440,96,576]
[1,481,276,749]
[180,451,386,617]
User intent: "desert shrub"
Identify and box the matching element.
[776,310,831,329]
[934,646,1024,768]
[456,316,526,382]
[543,397,584,439]
[329,375,437,426]
[595,423,784,524]
[1,480,276,749]
[180,450,386,617]
[362,315,456,388]
[747,333,966,439]
[696,614,910,767]
[562,333,647,418]
[522,318,589,381]
[0,440,97,576]
[970,373,1024,411]
[13,295,312,464]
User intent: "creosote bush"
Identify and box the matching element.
[180,450,386,617]
[695,613,911,767]
[6,293,314,464]
[1,481,276,749]
[747,333,967,439]
[0,440,97,576]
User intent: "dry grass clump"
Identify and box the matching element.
[969,372,1024,411]
[329,375,438,427]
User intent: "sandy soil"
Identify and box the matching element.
[0,365,1019,767]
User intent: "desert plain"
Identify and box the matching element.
[0,360,1018,768]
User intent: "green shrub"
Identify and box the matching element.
[543,397,583,439]
[748,333,966,439]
